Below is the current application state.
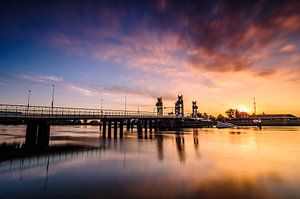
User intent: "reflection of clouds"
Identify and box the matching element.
[267,171,283,183]
[125,174,284,199]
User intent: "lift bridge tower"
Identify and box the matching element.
[175,95,184,117]
[192,101,198,118]
[156,97,163,116]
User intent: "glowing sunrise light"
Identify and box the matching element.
[236,105,251,113]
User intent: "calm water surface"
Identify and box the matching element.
[0,125,300,199]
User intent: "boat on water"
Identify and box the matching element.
[216,121,237,128]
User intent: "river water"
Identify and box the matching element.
[0,125,300,199]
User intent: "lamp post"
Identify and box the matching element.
[124,96,127,115]
[101,98,103,114]
[27,89,31,108]
[51,85,55,114]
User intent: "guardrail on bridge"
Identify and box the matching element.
[0,104,160,119]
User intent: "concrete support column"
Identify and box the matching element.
[144,120,148,132]
[25,120,50,148]
[149,120,153,132]
[114,120,118,138]
[37,123,50,147]
[130,120,134,130]
[126,119,130,131]
[119,120,123,138]
[155,119,158,131]
[25,123,38,147]
[102,119,106,138]
[137,120,142,138]
[108,120,112,138]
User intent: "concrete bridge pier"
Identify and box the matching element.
[119,120,124,138]
[149,120,153,139]
[25,120,50,148]
[154,119,158,131]
[114,120,118,138]
[149,120,153,132]
[108,120,112,139]
[126,119,130,131]
[143,120,148,139]
[130,120,134,130]
[102,119,107,138]
[137,120,143,138]
[144,120,148,132]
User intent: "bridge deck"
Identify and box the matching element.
[0,104,173,120]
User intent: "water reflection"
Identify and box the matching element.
[175,133,186,163]
[0,125,300,199]
[156,134,164,161]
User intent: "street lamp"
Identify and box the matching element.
[27,89,31,108]
[51,84,55,109]
[101,98,103,114]
[124,96,127,114]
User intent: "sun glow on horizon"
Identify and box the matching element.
[235,105,252,113]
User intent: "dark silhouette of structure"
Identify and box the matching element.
[175,95,184,117]
[156,97,163,116]
[192,101,198,118]
[0,98,215,146]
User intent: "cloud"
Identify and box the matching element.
[13,73,176,101]
[280,44,296,53]
[291,54,300,63]
[16,73,63,83]
[68,84,98,97]
[98,84,175,101]
[253,68,277,77]
[189,51,252,72]
[33,0,299,76]
[150,0,300,73]
[272,15,300,32]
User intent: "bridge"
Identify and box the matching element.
[0,104,213,148]
[0,104,171,148]
[0,104,166,119]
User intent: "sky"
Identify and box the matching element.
[0,0,300,116]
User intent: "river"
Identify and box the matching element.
[0,125,300,199]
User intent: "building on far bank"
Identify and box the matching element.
[230,113,300,126]
[249,114,298,121]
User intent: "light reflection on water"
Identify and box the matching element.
[0,125,300,198]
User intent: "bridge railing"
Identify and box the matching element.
[0,104,157,118]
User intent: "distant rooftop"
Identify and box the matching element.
[250,114,297,118]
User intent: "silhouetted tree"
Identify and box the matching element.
[208,115,216,121]
[202,112,208,119]
[217,114,226,122]
[225,109,235,118]
[234,109,240,118]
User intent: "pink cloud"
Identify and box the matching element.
[272,15,300,32]
[280,44,296,53]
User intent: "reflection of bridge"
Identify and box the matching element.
[0,104,213,148]
[0,147,99,174]
[0,132,200,174]
[0,145,106,190]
